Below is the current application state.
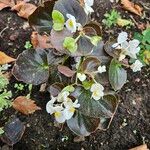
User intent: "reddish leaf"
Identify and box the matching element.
[11,1,37,19]
[0,51,16,65]
[12,96,41,115]
[58,65,75,77]
[31,32,53,49]
[121,0,143,16]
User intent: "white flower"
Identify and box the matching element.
[130,60,143,72]
[112,32,128,48]
[112,32,140,61]
[54,108,66,123]
[57,91,70,102]
[65,14,77,33]
[46,97,66,123]
[65,14,82,33]
[46,96,57,114]
[83,0,94,15]
[97,65,106,73]
[63,99,80,120]
[126,39,140,59]
[77,73,86,82]
[90,83,104,100]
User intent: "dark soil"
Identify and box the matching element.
[0,0,150,150]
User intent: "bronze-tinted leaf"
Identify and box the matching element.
[76,27,96,56]
[47,83,64,97]
[12,49,60,85]
[31,32,52,49]
[67,111,100,136]
[58,65,75,77]
[28,1,56,32]
[0,117,25,146]
[50,28,73,54]
[85,21,102,36]
[54,0,88,26]
[104,40,121,58]
[81,56,101,73]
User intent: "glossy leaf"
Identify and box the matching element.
[67,111,100,136]
[0,117,25,146]
[85,21,102,36]
[109,59,127,91]
[78,89,117,118]
[54,0,88,26]
[76,27,96,56]
[51,29,73,54]
[58,65,75,77]
[47,83,64,97]
[28,1,56,32]
[81,56,101,72]
[12,49,60,85]
[104,40,121,58]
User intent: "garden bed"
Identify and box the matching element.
[0,0,149,149]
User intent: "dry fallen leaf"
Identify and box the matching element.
[129,144,148,150]
[0,0,15,10]
[31,32,53,49]
[13,96,41,115]
[0,51,16,65]
[11,1,37,19]
[121,0,143,16]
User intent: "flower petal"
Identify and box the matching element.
[117,32,128,44]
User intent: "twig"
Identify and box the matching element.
[0,26,9,38]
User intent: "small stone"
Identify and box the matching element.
[9,31,19,41]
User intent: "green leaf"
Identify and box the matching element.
[24,41,32,49]
[78,89,117,118]
[0,90,12,112]
[90,36,102,46]
[63,37,77,53]
[109,59,127,91]
[12,49,61,85]
[142,28,150,44]
[82,80,93,90]
[134,32,143,42]
[0,128,4,135]
[52,10,65,31]
[0,75,9,91]
[117,18,133,27]
[67,111,100,136]
[62,85,75,93]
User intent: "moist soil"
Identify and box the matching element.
[0,0,150,149]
